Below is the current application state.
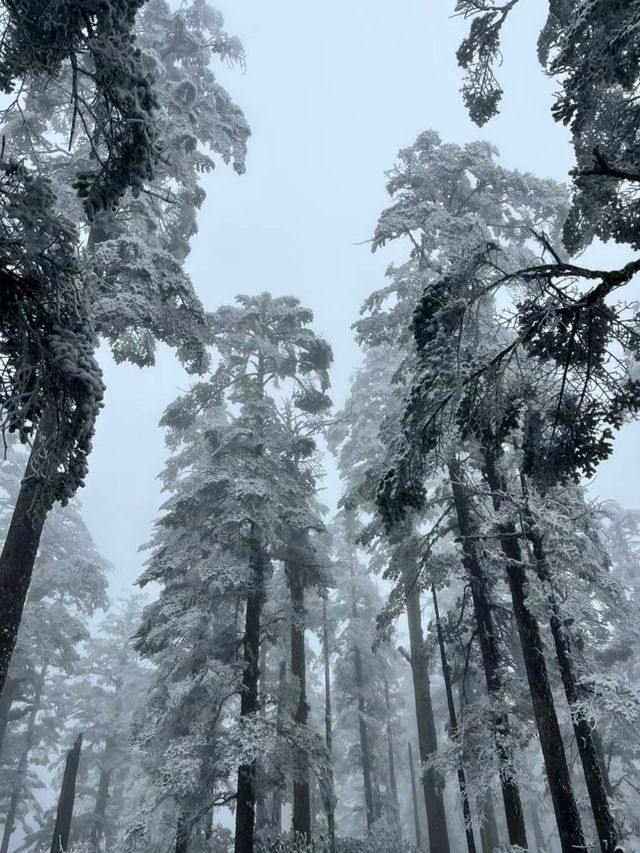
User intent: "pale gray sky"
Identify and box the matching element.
[79,0,640,593]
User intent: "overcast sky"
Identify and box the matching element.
[79,0,640,593]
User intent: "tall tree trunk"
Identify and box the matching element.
[448,459,528,850]
[0,676,17,758]
[270,660,287,834]
[289,562,311,843]
[322,597,336,853]
[1,662,48,853]
[349,563,376,833]
[593,727,614,797]
[408,742,423,851]
[431,584,477,853]
[383,679,401,831]
[401,563,451,853]
[234,534,265,853]
[480,448,585,853]
[50,734,83,853]
[520,470,620,853]
[0,405,58,697]
[255,643,269,835]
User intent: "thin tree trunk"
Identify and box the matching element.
[448,459,528,850]
[401,563,451,853]
[270,660,287,834]
[234,534,265,853]
[481,448,585,853]
[0,405,58,697]
[289,561,311,843]
[1,663,48,853]
[322,597,336,853]
[520,470,620,853]
[431,584,476,853]
[90,735,115,851]
[349,563,376,832]
[408,742,423,851]
[383,679,401,831]
[50,734,83,853]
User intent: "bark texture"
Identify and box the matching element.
[448,459,528,850]
[234,536,265,853]
[520,470,620,853]
[482,448,585,853]
[431,584,476,853]
[322,597,336,853]
[0,405,57,697]
[289,562,311,843]
[408,741,423,851]
[402,564,450,853]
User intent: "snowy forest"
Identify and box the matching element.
[2,1,640,853]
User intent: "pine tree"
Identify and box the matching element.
[0,0,250,698]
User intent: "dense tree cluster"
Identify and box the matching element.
[2,2,640,853]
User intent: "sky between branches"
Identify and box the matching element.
[79,0,640,594]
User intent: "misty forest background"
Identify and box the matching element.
[1,2,640,853]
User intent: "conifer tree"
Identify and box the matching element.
[0,0,250,698]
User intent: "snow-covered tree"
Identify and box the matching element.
[0,442,110,852]
[330,511,403,840]
[0,0,250,700]
[133,293,332,853]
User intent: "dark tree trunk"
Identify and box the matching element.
[255,642,269,834]
[270,660,287,834]
[401,564,451,853]
[234,536,265,853]
[0,406,58,697]
[205,808,213,846]
[90,769,111,850]
[383,680,401,831]
[593,727,613,797]
[175,814,189,853]
[448,460,528,850]
[0,676,17,758]
[481,448,585,853]
[322,597,336,853]
[50,734,83,853]
[289,564,311,844]
[408,742,423,851]
[349,564,376,832]
[431,585,476,853]
[520,470,620,853]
